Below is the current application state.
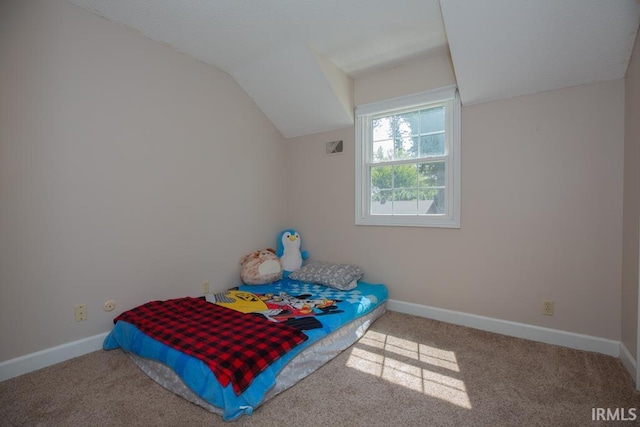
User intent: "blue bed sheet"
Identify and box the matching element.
[103,278,388,421]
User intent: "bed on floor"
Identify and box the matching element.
[103,277,388,421]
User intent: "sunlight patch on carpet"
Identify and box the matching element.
[347,331,472,409]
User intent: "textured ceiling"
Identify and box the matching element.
[68,0,446,77]
[441,0,640,105]
[67,0,640,138]
[67,0,447,138]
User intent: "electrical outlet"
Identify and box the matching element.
[74,304,87,322]
[202,281,210,294]
[542,300,554,316]
[103,300,116,312]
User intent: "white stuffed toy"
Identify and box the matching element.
[276,229,309,277]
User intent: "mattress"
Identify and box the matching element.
[103,278,388,421]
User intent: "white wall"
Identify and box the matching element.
[0,0,629,367]
[0,0,288,361]
[354,48,455,106]
[288,58,624,340]
[622,28,640,360]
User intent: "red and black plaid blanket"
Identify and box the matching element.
[114,297,308,395]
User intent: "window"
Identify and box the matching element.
[355,86,460,228]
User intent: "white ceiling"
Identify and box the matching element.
[68,0,640,138]
[441,0,640,105]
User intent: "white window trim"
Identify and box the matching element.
[355,85,461,228]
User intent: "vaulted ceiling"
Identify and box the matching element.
[68,0,640,139]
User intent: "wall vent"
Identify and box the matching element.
[325,140,343,155]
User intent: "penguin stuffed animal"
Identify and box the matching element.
[276,229,309,277]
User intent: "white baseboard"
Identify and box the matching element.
[387,299,620,357]
[0,332,109,382]
[619,342,638,383]
[0,303,630,383]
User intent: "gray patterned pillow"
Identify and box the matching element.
[289,262,363,290]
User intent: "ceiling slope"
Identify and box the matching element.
[440,0,640,105]
[67,0,447,139]
[232,43,354,139]
[66,0,639,136]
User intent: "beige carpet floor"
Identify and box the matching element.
[1,311,639,426]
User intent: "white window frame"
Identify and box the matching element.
[355,85,460,228]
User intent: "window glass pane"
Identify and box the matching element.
[393,112,417,160]
[419,133,445,157]
[419,188,445,214]
[418,162,445,187]
[420,106,445,133]
[396,111,419,137]
[393,164,418,189]
[395,136,418,160]
[371,189,392,214]
[392,164,418,215]
[392,189,418,214]
[373,139,393,162]
[373,117,391,141]
[371,164,392,193]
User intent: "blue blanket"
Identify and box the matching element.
[103,278,388,421]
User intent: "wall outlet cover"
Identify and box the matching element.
[103,300,116,312]
[542,300,554,316]
[74,304,88,322]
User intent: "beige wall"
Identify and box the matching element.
[354,48,455,106]
[622,29,640,359]
[0,1,288,361]
[289,63,625,340]
[0,0,632,365]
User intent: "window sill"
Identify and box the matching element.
[355,215,460,229]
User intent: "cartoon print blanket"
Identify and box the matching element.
[206,288,343,330]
